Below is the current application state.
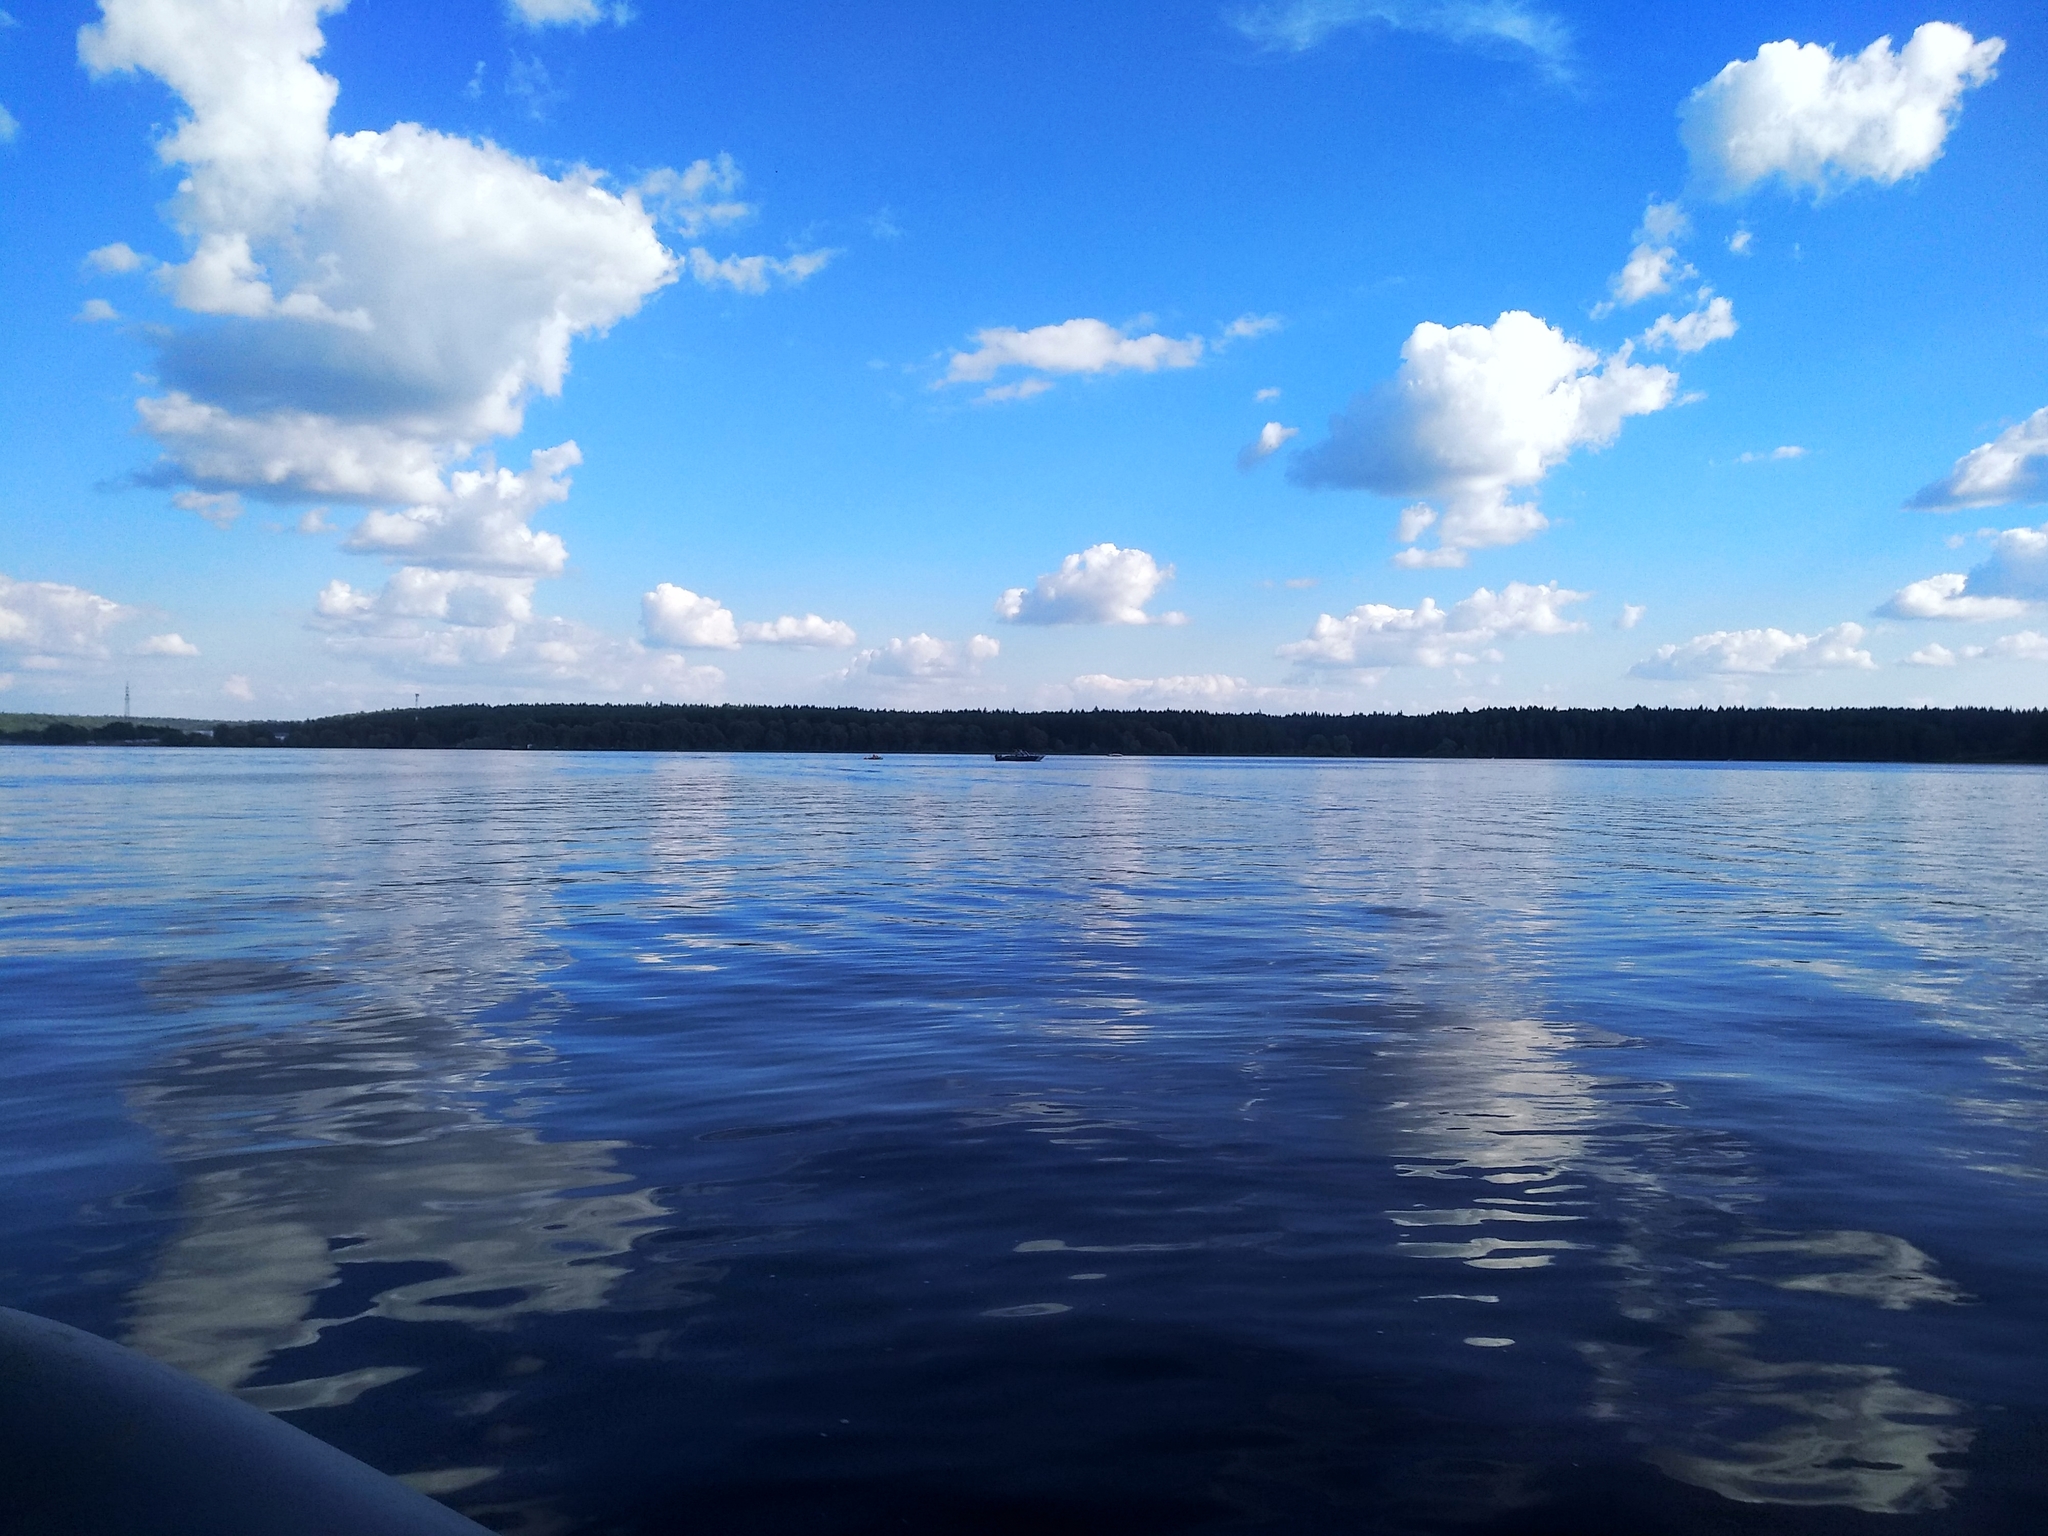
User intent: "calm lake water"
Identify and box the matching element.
[3,749,2047,1534]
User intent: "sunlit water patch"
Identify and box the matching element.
[3,750,2046,1533]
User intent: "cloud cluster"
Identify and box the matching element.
[1630,622,1874,679]
[944,318,1203,402]
[1878,571,2028,623]
[1065,672,1268,707]
[1910,407,2048,511]
[1279,580,1588,669]
[1230,0,1571,75]
[997,544,1182,626]
[1904,633,2048,667]
[641,584,857,651]
[1290,310,1679,565]
[1681,23,2004,198]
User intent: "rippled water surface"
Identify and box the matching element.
[5,749,2048,1534]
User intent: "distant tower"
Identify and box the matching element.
[124,682,131,720]
[415,692,420,709]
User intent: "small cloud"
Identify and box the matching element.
[0,104,17,146]
[867,207,902,240]
[1237,420,1299,470]
[1616,603,1646,630]
[465,61,486,101]
[978,378,1054,404]
[75,299,121,323]
[222,674,255,702]
[1254,386,1282,402]
[1284,577,1318,589]
[943,317,1204,401]
[1728,227,1753,255]
[173,490,244,528]
[1735,445,1807,463]
[84,242,149,274]
[507,0,632,30]
[135,632,200,657]
[642,583,739,650]
[1640,292,1737,354]
[296,508,332,535]
[1220,312,1283,345]
[505,52,564,121]
[738,613,857,647]
[685,245,836,294]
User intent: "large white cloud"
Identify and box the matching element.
[0,572,139,664]
[1230,1,1571,75]
[996,544,1181,626]
[1279,580,1588,669]
[1910,407,2048,511]
[1630,623,1875,679]
[1290,310,1678,564]
[77,0,679,505]
[1681,23,2003,198]
[943,318,1203,402]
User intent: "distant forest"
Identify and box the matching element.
[10,704,2046,763]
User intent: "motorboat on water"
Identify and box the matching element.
[992,750,1044,762]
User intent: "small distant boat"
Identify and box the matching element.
[993,750,1045,762]
[863,754,883,761]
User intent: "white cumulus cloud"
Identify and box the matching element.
[344,443,577,576]
[0,572,139,663]
[1279,580,1588,669]
[1905,633,2048,667]
[635,155,752,239]
[1910,406,2048,511]
[1220,313,1283,344]
[1238,420,1299,470]
[1065,673,1277,709]
[997,544,1180,626]
[641,583,739,650]
[1640,292,1737,354]
[172,488,243,527]
[1630,622,1875,678]
[1616,603,1645,630]
[738,613,857,647]
[943,318,1203,402]
[1878,571,2030,622]
[77,0,676,516]
[135,632,201,656]
[84,241,150,273]
[842,633,1000,680]
[1601,199,1693,310]
[1736,445,1806,463]
[1681,23,2004,198]
[1290,309,1678,564]
[76,298,122,323]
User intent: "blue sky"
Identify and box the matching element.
[2,0,2044,717]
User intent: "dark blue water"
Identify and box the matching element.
[4,749,2047,1534]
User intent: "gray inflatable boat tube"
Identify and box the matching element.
[0,1307,491,1536]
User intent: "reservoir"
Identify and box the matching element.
[3,749,2044,1533]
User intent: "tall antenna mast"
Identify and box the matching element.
[124,682,131,720]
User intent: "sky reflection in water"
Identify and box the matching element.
[2,751,2045,1534]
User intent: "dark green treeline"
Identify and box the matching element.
[66,703,2044,762]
